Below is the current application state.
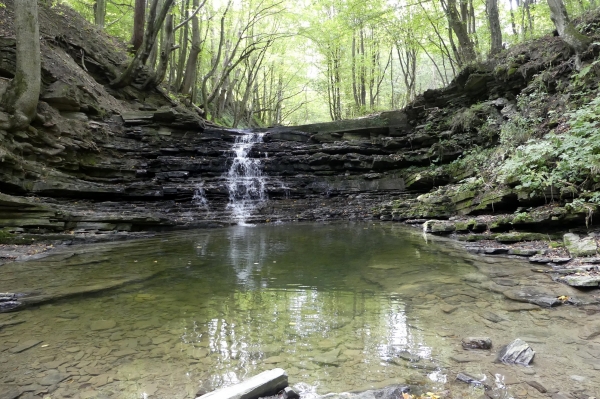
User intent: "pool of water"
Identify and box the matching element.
[0,223,599,399]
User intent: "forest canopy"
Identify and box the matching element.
[38,0,597,126]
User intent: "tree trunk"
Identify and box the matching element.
[174,0,190,91]
[442,0,476,65]
[94,0,106,28]
[547,0,592,56]
[143,12,174,88]
[1,0,40,129]
[112,0,174,88]
[180,0,202,95]
[131,0,146,51]
[487,0,503,55]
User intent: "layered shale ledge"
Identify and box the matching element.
[0,1,592,238]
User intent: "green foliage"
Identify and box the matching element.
[499,95,600,200]
[499,115,536,147]
[571,59,600,89]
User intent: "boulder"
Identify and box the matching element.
[496,339,535,365]
[563,233,598,257]
[196,368,288,399]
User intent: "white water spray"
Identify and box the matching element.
[226,132,267,225]
[192,182,210,212]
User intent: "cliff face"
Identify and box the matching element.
[1,1,600,238]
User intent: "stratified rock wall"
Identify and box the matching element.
[0,1,584,234]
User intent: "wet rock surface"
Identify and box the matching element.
[496,339,535,366]
[461,337,492,350]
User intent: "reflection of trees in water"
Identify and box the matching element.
[182,286,428,390]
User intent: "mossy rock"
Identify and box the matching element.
[507,67,518,76]
[488,216,514,232]
[423,220,456,234]
[454,219,480,232]
[457,233,498,242]
[495,232,549,243]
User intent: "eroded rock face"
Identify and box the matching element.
[496,339,535,365]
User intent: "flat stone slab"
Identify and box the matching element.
[90,320,116,331]
[196,368,288,399]
[9,339,42,353]
[564,233,598,257]
[578,321,600,340]
[558,274,600,287]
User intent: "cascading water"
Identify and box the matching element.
[226,132,267,225]
[192,182,210,212]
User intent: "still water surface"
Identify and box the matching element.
[0,223,598,399]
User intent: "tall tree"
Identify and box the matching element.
[0,0,40,129]
[112,0,175,88]
[440,0,476,65]
[94,0,106,28]
[547,0,591,66]
[487,0,503,55]
[131,0,147,51]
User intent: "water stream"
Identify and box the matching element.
[225,133,267,225]
[0,223,598,399]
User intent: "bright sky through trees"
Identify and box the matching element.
[59,0,590,126]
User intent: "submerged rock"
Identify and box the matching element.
[502,287,562,307]
[462,337,492,350]
[319,385,410,399]
[456,372,485,387]
[578,320,600,340]
[496,339,535,365]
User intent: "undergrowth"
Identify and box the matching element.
[499,94,600,203]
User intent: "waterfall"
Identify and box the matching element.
[225,132,267,225]
[192,182,210,212]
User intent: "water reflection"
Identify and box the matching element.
[3,223,595,399]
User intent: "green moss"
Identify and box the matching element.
[495,232,548,243]
[457,233,498,242]
[488,216,514,231]
[507,67,518,76]
[512,212,534,224]
[454,219,477,232]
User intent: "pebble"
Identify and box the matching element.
[439,304,458,314]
